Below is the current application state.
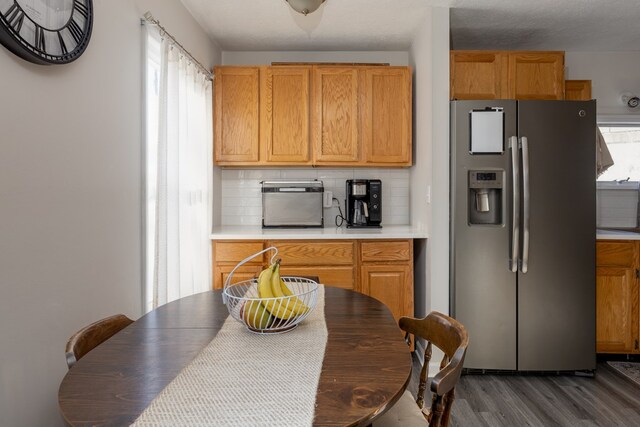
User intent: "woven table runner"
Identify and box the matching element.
[132,285,327,427]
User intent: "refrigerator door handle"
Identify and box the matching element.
[520,136,530,273]
[509,136,520,273]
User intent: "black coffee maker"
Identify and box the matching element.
[345,179,382,228]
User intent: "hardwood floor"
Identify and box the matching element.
[407,357,640,426]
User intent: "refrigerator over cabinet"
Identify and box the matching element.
[450,100,596,372]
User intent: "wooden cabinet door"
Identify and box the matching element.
[214,67,260,164]
[362,67,412,165]
[361,264,412,323]
[450,51,506,100]
[507,52,564,100]
[312,67,360,164]
[596,267,638,353]
[261,67,311,164]
[565,80,592,101]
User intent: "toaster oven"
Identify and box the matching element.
[261,180,324,228]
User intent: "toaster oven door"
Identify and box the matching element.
[262,192,323,228]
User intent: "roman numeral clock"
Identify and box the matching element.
[0,0,92,65]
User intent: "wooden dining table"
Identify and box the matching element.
[58,286,413,426]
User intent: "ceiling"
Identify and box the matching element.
[449,0,640,51]
[179,0,433,51]
[180,0,640,52]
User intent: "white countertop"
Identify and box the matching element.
[597,229,640,240]
[211,225,428,240]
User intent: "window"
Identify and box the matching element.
[597,125,640,181]
[143,24,213,313]
[145,32,161,312]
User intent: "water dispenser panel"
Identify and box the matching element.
[468,170,504,225]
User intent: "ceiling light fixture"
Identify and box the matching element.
[285,0,326,16]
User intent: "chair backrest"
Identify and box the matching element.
[65,314,134,369]
[399,312,469,427]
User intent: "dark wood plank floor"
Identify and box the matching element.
[407,357,640,426]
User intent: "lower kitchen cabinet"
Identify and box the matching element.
[214,265,264,291]
[361,264,412,323]
[277,266,355,290]
[596,240,640,354]
[268,240,356,289]
[211,239,414,321]
[212,241,264,290]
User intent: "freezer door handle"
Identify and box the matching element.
[520,136,530,273]
[509,136,520,273]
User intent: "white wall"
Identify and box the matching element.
[409,7,450,319]
[565,51,640,117]
[222,50,409,66]
[0,1,220,425]
[220,168,410,226]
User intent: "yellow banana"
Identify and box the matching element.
[276,269,310,316]
[257,265,274,299]
[268,263,299,320]
[258,262,296,320]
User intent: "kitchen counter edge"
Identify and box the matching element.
[210,225,428,240]
[597,228,640,240]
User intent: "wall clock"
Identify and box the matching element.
[0,0,93,65]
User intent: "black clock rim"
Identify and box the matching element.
[0,0,93,65]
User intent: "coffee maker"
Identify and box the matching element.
[345,179,382,228]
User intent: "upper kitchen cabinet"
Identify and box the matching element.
[312,67,360,164]
[450,51,565,100]
[450,51,506,100]
[261,66,312,164]
[213,64,413,167]
[507,51,564,100]
[362,67,412,166]
[214,67,260,164]
[565,80,592,101]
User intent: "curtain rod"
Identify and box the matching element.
[142,12,214,81]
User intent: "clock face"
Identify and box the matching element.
[0,0,93,65]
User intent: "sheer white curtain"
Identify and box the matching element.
[144,25,213,312]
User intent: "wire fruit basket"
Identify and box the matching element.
[222,247,319,334]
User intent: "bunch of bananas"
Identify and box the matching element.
[240,259,311,330]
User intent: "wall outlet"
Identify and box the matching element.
[426,185,431,204]
[323,191,333,208]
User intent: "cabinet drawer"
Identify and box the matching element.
[214,241,264,264]
[596,241,636,268]
[279,266,355,290]
[213,265,263,290]
[269,241,354,266]
[361,240,412,262]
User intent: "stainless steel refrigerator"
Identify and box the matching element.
[450,100,596,372]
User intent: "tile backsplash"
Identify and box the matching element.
[221,169,410,226]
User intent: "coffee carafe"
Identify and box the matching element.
[345,179,382,228]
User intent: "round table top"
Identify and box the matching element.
[58,287,412,426]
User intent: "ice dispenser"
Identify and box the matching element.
[469,170,503,225]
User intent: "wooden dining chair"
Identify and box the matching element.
[65,314,134,369]
[374,311,469,427]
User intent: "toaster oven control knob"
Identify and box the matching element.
[373,204,379,210]
[373,194,378,199]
